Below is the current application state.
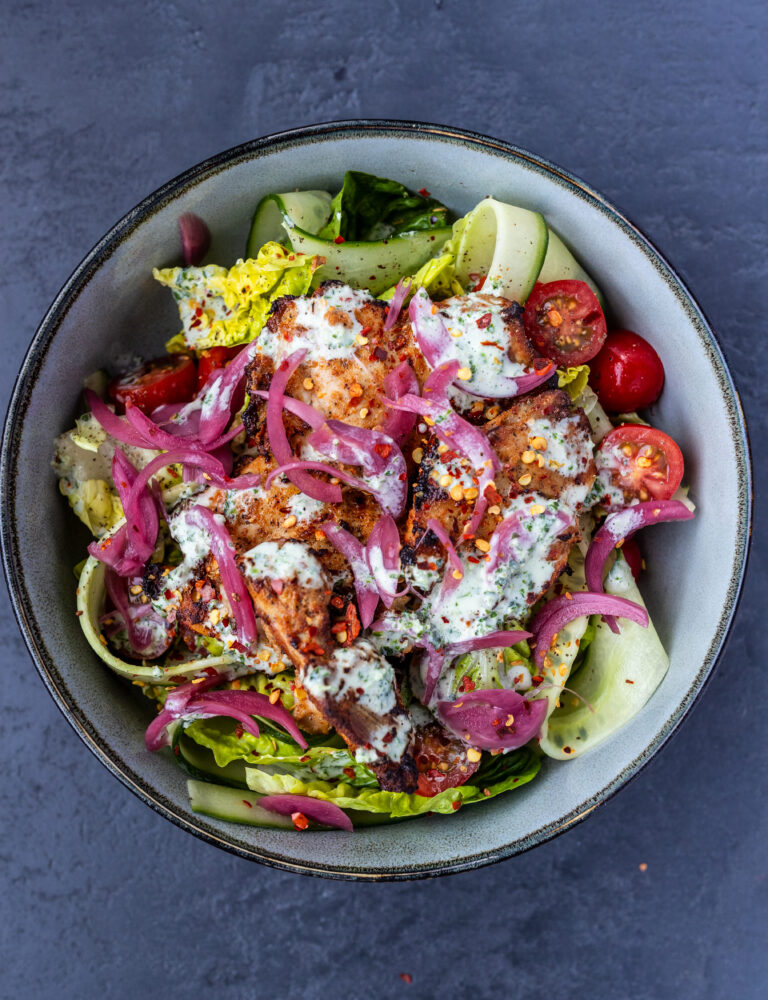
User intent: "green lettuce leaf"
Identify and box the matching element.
[153,242,318,351]
[183,717,378,787]
[557,364,590,400]
[244,744,541,817]
[318,171,450,242]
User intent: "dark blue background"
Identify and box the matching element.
[2,2,765,997]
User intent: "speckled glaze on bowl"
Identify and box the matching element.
[1,121,751,880]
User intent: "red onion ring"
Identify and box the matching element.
[529,591,649,671]
[585,500,694,632]
[436,688,547,750]
[379,361,419,443]
[365,514,405,607]
[383,278,412,332]
[184,505,258,647]
[321,522,379,627]
[179,212,211,266]
[256,794,353,831]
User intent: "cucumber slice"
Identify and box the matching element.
[452,199,548,302]
[285,225,452,297]
[247,188,451,296]
[537,228,604,305]
[246,190,333,258]
[539,556,669,760]
[175,733,248,788]
[77,555,240,683]
[188,780,296,828]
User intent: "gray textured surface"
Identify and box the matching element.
[1,1,765,998]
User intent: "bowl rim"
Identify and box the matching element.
[0,118,753,880]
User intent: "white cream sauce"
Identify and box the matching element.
[257,285,373,363]
[241,540,328,590]
[302,639,412,762]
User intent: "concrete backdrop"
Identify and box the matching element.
[2,1,765,997]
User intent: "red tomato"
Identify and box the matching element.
[621,538,644,580]
[589,330,665,412]
[523,279,607,366]
[412,723,479,797]
[197,345,242,391]
[108,355,197,414]
[597,424,684,502]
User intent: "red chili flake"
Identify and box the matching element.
[231,640,248,654]
[374,442,392,459]
[164,589,174,600]
[459,675,476,692]
[467,555,480,564]
[472,276,486,292]
[359,325,371,335]
[398,472,407,482]
[333,235,346,244]
[484,483,503,505]
[331,622,348,634]
[345,603,361,641]
[476,312,493,329]
[303,641,326,656]
[330,595,345,609]
[299,755,311,763]
[400,974,413,984]
[234,724,244,740]
[241,799,253,809]
[372,346,388,361]
[291,812,309,830]
[308,625,318,637]
[418,187,431,197]
[189,318,201,329]
[221,616,230,627]
[343,767,356,780]
[451,800,462,811]
[531,674,544,686]
[173,745,180,756]
[427,562,438,571]
[383,731,394,744]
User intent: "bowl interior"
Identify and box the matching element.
[2,123,750,878]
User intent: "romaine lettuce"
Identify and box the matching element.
[244,744,540,816]
[153,242,318,351]
[318,171,450,242]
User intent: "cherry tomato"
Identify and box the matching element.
[621,538,644,580]
[108,355,197,414]
[412,722,479,797]
[597,424,684,502]
[197,345,242,391]
[523,279,607,366]
[589,330,665,412]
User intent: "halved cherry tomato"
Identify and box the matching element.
[412,722,479,797]
[597,424,684,502]
[621,537,644,580]
[523,279,607,366]
[197,345,242,391]
[589,330,665,412]
[108,355,197,414]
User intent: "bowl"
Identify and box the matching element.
[0,120,751,880]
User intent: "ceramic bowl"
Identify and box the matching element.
[1,121,751,880]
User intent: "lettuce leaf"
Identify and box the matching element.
[557,364,590,400]
[153,242,318,351]
[318,171,450,242]
[244,744,541,817]
[183,717,378,787]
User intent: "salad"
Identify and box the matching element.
[54,172,694,833]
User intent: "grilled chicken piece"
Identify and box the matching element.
[214,454,381,580]
[242,281,430,452]
[239,541,333,673]
[484,388,596,505]
[403,388,595,593]
[302,640,417,793]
